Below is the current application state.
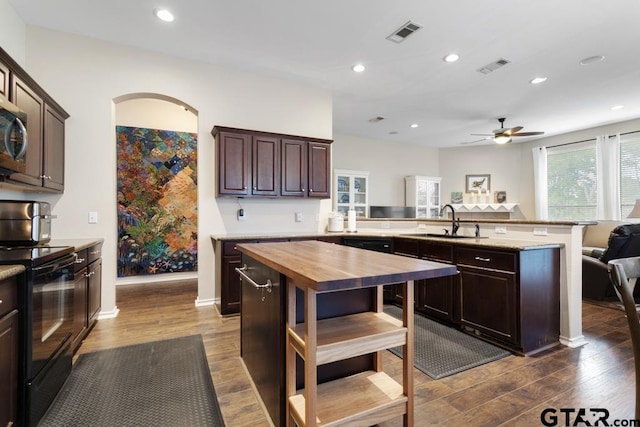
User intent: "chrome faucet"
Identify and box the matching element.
[440,204,460,236]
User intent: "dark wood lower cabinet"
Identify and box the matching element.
[0,276,19,427]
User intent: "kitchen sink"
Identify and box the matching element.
[401,233,488,239]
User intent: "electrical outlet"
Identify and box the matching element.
[295,212,303,222]
[381,221,390,229]
[533,227,548,236]
[494,226,507,234]
[88,211,98,224]
[237,208,246,221]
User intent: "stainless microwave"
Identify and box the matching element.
[0,93,28,175]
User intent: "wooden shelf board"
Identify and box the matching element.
[289,370,407,427]
[288,312,407,365]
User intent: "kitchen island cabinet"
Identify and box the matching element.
[236,240,457,427]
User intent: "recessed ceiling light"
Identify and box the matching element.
[443,53,459,63]
[530,76,548,85]
[611,105,624,110]
[579,55,604,65]
[154,8,174,22]
[352,64,365,73]
[410,123,419,128]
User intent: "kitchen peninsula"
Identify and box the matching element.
[235,240,458,427]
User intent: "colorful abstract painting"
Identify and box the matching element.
[116,126,197,277]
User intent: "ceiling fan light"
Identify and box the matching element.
[154,8,174,22]
[494,135,511,144]
[443,53,459,63]
[352,63,365,73]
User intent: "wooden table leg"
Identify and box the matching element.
[403,280,414,427]
[304,287,317,427]
[285,280,297,427]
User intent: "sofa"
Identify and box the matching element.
[582,221,640,300]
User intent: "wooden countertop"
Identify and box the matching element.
[236,240,458,293]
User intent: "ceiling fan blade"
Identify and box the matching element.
[501,126,524,136]
[512,131,545,137]
[461,137,491,145]
[470,133,493,136]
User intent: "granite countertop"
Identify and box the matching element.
[212,231,563,250]
[47,238,104,251]
[0,265,26,280]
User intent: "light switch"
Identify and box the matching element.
[295,212,303,222]
[88,211,98,224]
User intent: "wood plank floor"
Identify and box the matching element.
[77,279,637,426]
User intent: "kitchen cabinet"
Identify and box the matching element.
[0,46,69,193]
[0,60,8,97]
[212,126,332,199]
[418,241,457,323]
[70,242,103,354]
[0,275,19,427]
[334,169,369,217]
[405,176,442,218]
[456,246,560,354]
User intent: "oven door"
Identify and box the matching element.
[28,252,76,379]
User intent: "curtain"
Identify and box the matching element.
[596,134,621,220]
[532,146,548,220]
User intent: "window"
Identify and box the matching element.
[620,134,640,217]
[547,141,597,220]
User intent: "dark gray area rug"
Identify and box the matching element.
[384,305,510,379]
[39,335,225,427]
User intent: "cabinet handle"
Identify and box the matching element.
[309,188,313,192]
[89,250,100,256]
[39,175,52,180]
[0,299,3,304]
[75,258,86,264]
[301,188,305,191]
[235,265,272,290]
[85,271,95,278]
[474,256,491,262]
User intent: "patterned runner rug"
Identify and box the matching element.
[384,305,511,379]
[40,335,225,426]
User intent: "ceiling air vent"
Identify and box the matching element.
[386,21,422,43]
[477,58,511,74]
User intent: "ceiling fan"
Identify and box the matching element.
[462,117,545,145]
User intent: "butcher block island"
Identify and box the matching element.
[235,240,458,427]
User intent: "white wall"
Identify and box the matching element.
[0,0,26,65]
[11,26,332,314]
[332,134,439,206]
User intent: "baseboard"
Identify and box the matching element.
[195,297,217,307]
[559,334,588,348]
[98,305,120,319]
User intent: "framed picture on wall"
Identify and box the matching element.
[465,174,491,193]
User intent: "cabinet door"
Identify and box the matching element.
[280,139,307,197]
[0,61,8,98]
[458,265,517,345]
[221,256,242,315]
[87,259,102,326]
[217,131,250,196]
[416,275,455,322]
[307,142,330,198]
[10,75,44,187]
[71,269,88,352]
[252,135,279,196]
[0,309,19,427]
[43,104,65,191]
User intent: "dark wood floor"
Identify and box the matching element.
[77,280,637,426]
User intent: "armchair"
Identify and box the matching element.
[582,223,640,301]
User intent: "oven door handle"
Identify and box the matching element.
[31,253,78,274]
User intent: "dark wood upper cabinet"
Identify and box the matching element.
[0,46,68,193]
[252,135,279,196]
[10,75,44,187]
[307,142,331,198]
[281,139,306,197]
[213,126,332,199]
[216,130,251,196]
[0,60,8,98]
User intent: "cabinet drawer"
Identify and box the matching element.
[87,243,103,264]
[420,242,454,263]
[456,247,516,272]
[0,276,18,316]
[393,238,419,257]
[74,249,88,273]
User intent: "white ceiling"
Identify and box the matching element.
[10,0,640,147]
